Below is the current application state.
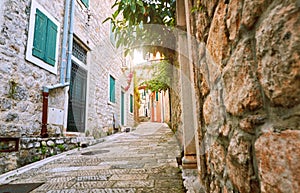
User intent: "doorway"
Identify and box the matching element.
[67,62,87,132]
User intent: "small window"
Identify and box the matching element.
[109,75,116,103]
[81,0,89,8]
[72,40,87,64]
[26,0,60,74]
[130,94,133,113]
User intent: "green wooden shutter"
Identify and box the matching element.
[121,91,125,125]
[33,9,47,60]
[45,19,58,66]
[33,8,58,66]
[110,76,115,103]
[156,92,159,101]
[81,0,89,7]
[130,94,133,113]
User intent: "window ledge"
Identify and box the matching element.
[108,101,116,106]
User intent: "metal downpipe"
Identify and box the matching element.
[41,0,72,137]
[60,0,71,84]
[41,87,49,138]
[66,0,75,83]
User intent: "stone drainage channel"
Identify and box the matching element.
[0,122,192,193]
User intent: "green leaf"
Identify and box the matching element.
[111,1,119,8]
[124,48,131,56]
[130,2,136,13]
[136,1,143,6]
[102,17,112,24]
[103,0,176,51]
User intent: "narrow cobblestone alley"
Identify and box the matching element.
[0,122,185,193]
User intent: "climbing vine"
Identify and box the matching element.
[140,60,171,92]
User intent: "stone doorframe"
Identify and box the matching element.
[177,0,201,169]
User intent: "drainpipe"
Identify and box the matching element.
[63,0,75,132]
[41,0,73,137]
[61,0,75,133]
[60,0,71,84]
[41,87,49,138]
[66,0,75,83]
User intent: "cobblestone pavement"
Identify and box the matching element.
[3,122,185,193]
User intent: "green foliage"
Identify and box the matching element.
[57,144,65,151]
[32,156,40,162]
[8,80,18,98]
[133,72,141,109]
[141,60,171,92]
[104,0,176,54]
[41,146,47,155]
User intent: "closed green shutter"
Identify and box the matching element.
[32,8,58,66]
[33,9,47,60]
[121,91,125,125]
[110,76,115,103]
[81,0,89,7]
[156,92,159,101]
[130,94,133,113]
[45,19,58,66]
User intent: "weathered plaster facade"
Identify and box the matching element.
[177,0,300,192]
[0,0,134,174]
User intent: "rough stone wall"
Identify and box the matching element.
[0,0,65,138]
[0,0,66,174]
[191,0,300,192]
[0,135,101,174]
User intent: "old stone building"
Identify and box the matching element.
[175,0,300,193]
[0,0,134,174]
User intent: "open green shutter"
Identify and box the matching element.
[33,9,47,60]
[110,76,115,103]
[45,19,58,66]
[81,0,89,7]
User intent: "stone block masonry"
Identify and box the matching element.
[0,0,64,138]
[0,136,103,175]
[180,0,300,192]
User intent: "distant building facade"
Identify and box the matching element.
[135,58,170,124]
[149,90,170,123]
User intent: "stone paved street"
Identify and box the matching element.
[1,122,185,193]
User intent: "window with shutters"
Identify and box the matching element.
[26,0,60,74]
[130,94,133,113]
[109,75,116,103]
